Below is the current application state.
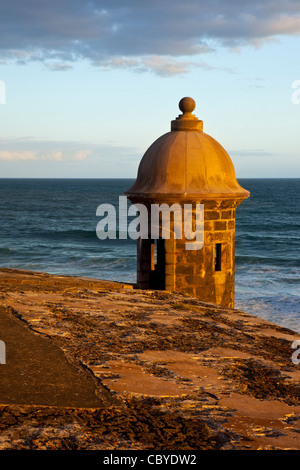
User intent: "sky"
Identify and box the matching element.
[0,0,299,178]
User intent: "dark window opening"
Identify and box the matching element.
[215,243,222,271]
[151,240,156,271]
[150,238,165,289]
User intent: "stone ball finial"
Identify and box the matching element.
[172,97,201,130]
[179,97,196,114]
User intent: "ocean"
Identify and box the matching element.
[0,178,299,333]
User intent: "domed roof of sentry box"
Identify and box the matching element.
[125,97,250,201]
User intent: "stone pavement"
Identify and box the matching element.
[0,305,114,408]
[0,268,299,450]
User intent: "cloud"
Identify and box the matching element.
[45,61,73,71]
[0,1,300,75]
[0,138,137,163]
[98,55,236,76]
[144,56,197,77]
[0,148,90,162]
[0,151,38,161]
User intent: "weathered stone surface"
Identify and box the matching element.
[0,268,299,450]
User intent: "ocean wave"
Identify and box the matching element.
[27,229,136,244]
[235,255,300,268]
[237,232,300,241]
[235,295,300,333]
[0,247,14,255]
[37,229,98,239]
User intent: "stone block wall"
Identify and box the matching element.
[164,199,240,308]
[136,198,243,309]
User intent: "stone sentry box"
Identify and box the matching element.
[125,97,250,308]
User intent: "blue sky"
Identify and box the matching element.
[0,0,299,178]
